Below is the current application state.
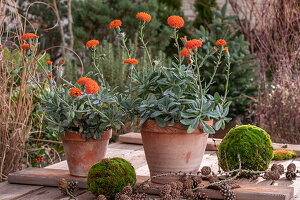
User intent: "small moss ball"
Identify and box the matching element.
[87,157,136,199]
[218,125,274,172]
[273,149,297,160]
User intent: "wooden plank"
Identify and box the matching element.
[7,168,295,200]
[119,133,300,156]
[136,176,294,200]
[7,168,88,189]
[0,182,43,200]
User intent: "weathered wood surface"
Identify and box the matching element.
[3,142,300,200]
[119,132,300,155]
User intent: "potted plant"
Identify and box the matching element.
[111,13,231,183]
[21,34,123,177]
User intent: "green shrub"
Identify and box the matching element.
[87,157,136,199]
[273,149,297,161]
[218,125,274,172]
[193,0,216,28]
[195,1,257,118]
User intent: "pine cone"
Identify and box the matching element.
[118,194,131,200]
[287,163,296,172]
[175,181,183,191]
[58,178,68,195]
[183,178,194,189]
[207,175,218,183]
[122,186,133,196]
[219,183,236,200]
[161,194,173,200]
[193,191,209,200]
[286,170,297,180]
[201,166,212,176]
[67,181,78,195]
[97,194,107,200]
[170,189,180,199]
[277,164,285,175]
[193,176,202,185]
[131,193,147,200]
[140,183,150,192]
[159,184,172,197]
[182,189,194,198]
[268,171,280,180]
[271,164,279,172]
[169,182,177,190]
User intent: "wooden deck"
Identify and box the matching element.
[1,134,300,200]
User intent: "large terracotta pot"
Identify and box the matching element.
[140,119,213,184]
[60,129,112,177]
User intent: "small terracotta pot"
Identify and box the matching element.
[60,129,112,177]
[140,119,213,184]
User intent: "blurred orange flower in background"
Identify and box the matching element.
[46,61,53,65]
[77,77,92,85]
[47,74,52,79]
[124,58,138,65]
[185,39,203,51]
[136,12,151,23]
[21,33,37,41]
[167,16,184,29]
[110,20,122,29]
[180,48,191,57]
[216,39,227,46]
[86,40,99,48]
[60,59,65,64]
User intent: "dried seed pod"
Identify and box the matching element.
[161,194,173,200]
[219,183,236,200]
[131,192,147,200]
[287,163,296,172]
[182,189,194,198]
[169,182,177,190]
[117,194,131,200]
[201,166,212,176]
[67,181,78,195]
[140,183,150,192]
[170,189,180,199]
[175,181,183,191]
[58,178,68,195]
[183,178,194,189]
[286,170,297,180]
[193,176,202,184]
[193,191,209,200]
[121,186,133,196]
[159,184,172,197]
[277,164,285,175]
[271,164,279,172]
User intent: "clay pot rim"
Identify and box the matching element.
[139,118,213,135]
[61,129,112,142]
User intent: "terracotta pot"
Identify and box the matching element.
[140,119,213,184]
[60,129,112,177]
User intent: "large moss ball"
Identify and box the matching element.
[218,125,274,172]
[87,157,136,199]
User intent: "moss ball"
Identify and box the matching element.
[218,125,274,172]
[273,149,297,160]
[87,157,136,199]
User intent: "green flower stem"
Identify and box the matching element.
[117,27,131,58]
[204,49,221,92]
[223,51,231,102]
[32,54,48,75]
[174,29,182,66]
[92,48,104,84]
[139,22,152,67]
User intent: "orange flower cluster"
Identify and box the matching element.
[136,12,151,23]
[21,33,37,41]
[223,47,228,51]
[46,61,53,65]
[180,36,187,41]
[167,16,184,29]
[76,77,99,94]
[124,58,138,65]
[77,77,91,85]
[180,48,191,58]
[69,88,82,97]
[216,39,227,46]
[47,74,52,79]
[110,20,122,29]
[85,79,99,94]
[21,44,34,50]
[185,39,203,51]
[86,40,99,48]
[60,59,65,64]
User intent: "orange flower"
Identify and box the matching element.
[185,39,203,51]
[86,40,99,48]
[180,36,187,41]
[77,77,92,85]
[167,16,184,29]
[124,58,138,65]
[60,59,65,64]
[69,88,82,97]
[110,20,122,29]
[85,79,99,94]
[136,12,151,23]
[21,33,37,41]
[214,46,218,51]
[21,44,33,50]
[47,74,52,79]
[216,39,227,46]
[223,47,228,51]
[180,48,191,57]
[46,61,53,65]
